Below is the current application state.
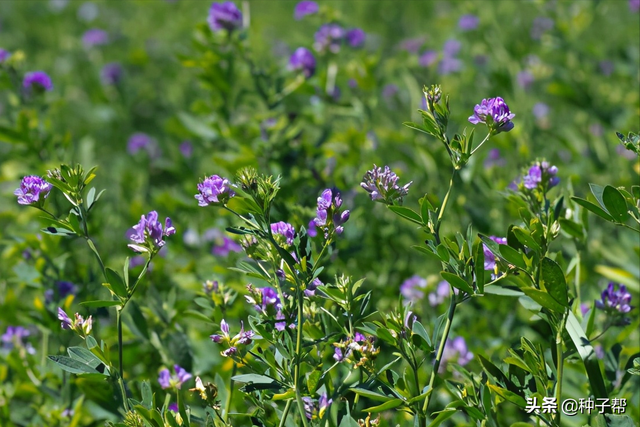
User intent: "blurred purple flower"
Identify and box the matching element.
[443,39,462,57]
[523,164,542,190]
[400,275,427,302]
[305,278,322,297]
[294,1,318,20]
[100,62,122,85]
[483,236,507,271]
[382,84,398,99]
[441,336,473,368]
[289,47,316,78]
[0,48,11,63]
[630,0,640,12]
[314,23,344,53]
[179,141,193,158]
[439,57,462,75]
[617,144,638,160]
[468,97,515,134]
[195,175,235,206]
[56,281,77,300]
[599,60,614,77]
[168,403,179,413]
[580,303,590,316]
[212,237,242,256]
[428,281,452,306]
[158,364,192,389]
[307,219,318,237]
[399,37,425,53]
[346,28,366,48]
[516,71,534,90]
[589,123,604,137]
[418,50,438,67]
[14,175,53,205]
[127,133,153,155]
[23,71,53,92]
[1,326,35,354]
[595,283,633,314]
[458,14,479,31]
[484,148,506,169]
[82,28,108,48]
[208,1,243,33]
[271,221,296,245]
[532,102,549,119]
[531,17,553,40]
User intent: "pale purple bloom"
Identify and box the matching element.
[305,278,321,297]
[23,71,53,91]
[158,369,171,389]
[314,24,344,53]
[179,141,193,158]
[222,347,237,357]
[483,236,507,271]
[354,332,366,342]
[399,37,425,53]
[595,283,633,314]
[439,57,462,75]
[441,336,473,368]
[289,47,316,78]
[195,175,235,206]
[360,164,412,204]
[82,28,108,48]
[484,148,506,169]
[2,326,30,344]
[531,17,553,40]
[271,221,296,245]
[400,275,427,302]
[594,344,605,359]
[333,346,348,362]
[0,48,11,63]
[428,281,452,306]
[458,14,479,31]
[61,408,74,418]
[523,165,542,190]
[212,237,242,256]
[54,281,77,300]
[404,310,417,329]
[516,71,534,89]
[307,219,318,237]
[127,133,153,155]
[158,365,192,389]
[443,39,462,56]
[468,97,515,134]
[77,2,98,22]
[302,397,314,420]
[532,102,549,119]
[208,1,243,32]
[418,50,438,67]
[599,60,614,77]
[319,393,333,415]
[294,1,318,20]
[14,175,53,205]
[617,144,638,160]
[101,63,123,85]
[580,303,590,316]
[58,307,73,330]
[631,0,640,12]
[382,84,398,99]
[127,211,175,252]
[346,28,366,48]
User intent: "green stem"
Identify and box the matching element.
[469,133,491,156]
[554,310,567,426]
[434,170,457,245]
[293,288,310,427]
[116,308,129,411]
[279,399,294,427]
[422,296,457,413]
[225,364,237,421]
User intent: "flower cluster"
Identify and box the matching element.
[360,164,413,205]
[2,326,35,354]
[127,211,176,253]
[302,393,333,420]
[289,47,316,78]
[58,307,93,337]
[333,332,379,369]
[428,281,458,307]
[195,175,235,206]
[23,71,53,92]
[313,189,350,238]
[458,14,479,31]
[127,133,159,157]
[158,364,192,390]
[400,275,428,302]
[294,1,318,20]
[271,221,296,246]
[595,283,633,314]
[483,236,507,278]
[246,285,295,331]
[520,161,559,191]
[14,175,53,206]
[210,319,255,357]
[313,24,365,53]
[82,28,109,48]
[208,1,243,33]
[468,97,515,135]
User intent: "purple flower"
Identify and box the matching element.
[314,24,344,53]
[307,219,318,237]
[441,336,473,368]
[532,102,549,119]
[516,71,534,90]
[168,403,179,413]
[0,48,11,63]
[484,148,506,169]
[1,326,30,344]
[313,189,350,238]
[203,280,219,296]
[302,397,314,420]
[468,97,515,134]
[580,303,590,316]
[195,175,235,206]
[523,164,542,190]
[211,319,254,356]
[82,28,108,48]
[382,84,398,99]
[400,275,428,302]
[14,175,53,206]
[483,236,507,272]
[179,141,193,158]
[333,346,348,362]
[294,1,318,20]
[212,236,242,256]
[531,17,553,40]
[428,281,452,306]
[418,50,438,67]
[127,211,175,253]
[595,283,633,314]
[23,71,53,92]
[360,164,413,204]
[57,307,73,330]
[458,14,479,31]
[127,133,155,155]
[289,47,316,78]
[56,281,77,299]
[345,28,366,48]
[319,393,333,417]
[438,57,462,75]
[305,278,322,297]
[399,37,425,53]
[100,62,123,85]
[271,221,296,245]
[208,2,243,33]
[158,365,192,390]
[443,39,462,57]
[631,0,640,12]
[520,161,559,190]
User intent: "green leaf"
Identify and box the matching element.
[590,183,607,209]
[565,312,607,399]
[498,245,527,271]
[412,245,442,263]
[231,374,277,384]
[511,227,541,251]
[604,415,637,427]
[440,272,473,294]
[486,384,526,408]
[540,257,568,307]
[571,197,615,222]
[412,320,431,348]
[520,288,566,313]
[67,347,103,370]
[80,300,122,308]
[559,218,584,240]
[349,388,389,402]
[387,205,423,225]
[48,355,101,375]
[363,398,404,413]
[177,111,218,141]
[105,268,128,298]
[602,186,629,223]
[474,243,485,294]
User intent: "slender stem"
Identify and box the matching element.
[225,364,237,421]
[554,310,567,426]
[469,133,491,156]
[574,251,581,304]
[116,308,129,411]
[293,288,310,427]
[279,399,294,427]
[422,296,457,413]
[434,170,457,244]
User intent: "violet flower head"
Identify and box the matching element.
[631,0,640,12]
[428,281,452,306]
[442,336,473,368]
[520,161,559,191]
[100,62,123,85]
[305,278,322,297]
[195,175,235,206]
[468,97,515,134]
[484,148,506,169]
[179,141,193,158]
[458,14,479,31]
[208,1,243,33]
[168,403,179,413]
[399,37,425,53]
[346,28,366,48]
[1,326,30,344]
[318,393,333,418]
[127,211,175,253]
[313,188,350,238]
[158,365,192,390]
[294,1,318,20]
[532,102,549,119]
[212,236,242,256]
[400,275,428,302]
[57,307,73,330]
[483,236,507,272]
[360,164,413,205]
[0,48,11,63]
[23,71,53,92]
[439,57,462,75]
[419,50,438,67]
[271,221,296,246]
[523,164,542,190]
[307,219,318,237]
[127,132,153,155]
[382,84,398,99]
[289,47,316,78]
[82,28,109,48]
[56,281,77,299]
[14,175,53,206]
[595,283,633,314]
[314,24,344,53]
[517,71,534,90]
[443,39,462,57]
